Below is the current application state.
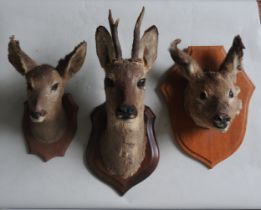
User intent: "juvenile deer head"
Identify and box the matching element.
[8,36,87,123]
[169,35,244,132]
[96,7,158,122]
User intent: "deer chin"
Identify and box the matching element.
[30,116,46,123]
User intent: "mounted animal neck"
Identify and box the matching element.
[169,35,245,132]
[95,7,158,178]
[8,36,87,143]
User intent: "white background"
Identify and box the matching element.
[0,0,260,209]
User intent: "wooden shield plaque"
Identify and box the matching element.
[161,46,255,168]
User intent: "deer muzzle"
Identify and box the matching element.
[213,114,231,130]
[30,110,47,123]
[115,104,137,120]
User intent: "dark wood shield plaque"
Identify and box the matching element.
[86,104,159,195]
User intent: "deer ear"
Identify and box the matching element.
[95,26,116,69]
[169,39,203,81]
[139,26,158,71]
[8,36,37,75]
[220,35,245,81]
[56,41,87,81]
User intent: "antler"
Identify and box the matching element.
[169,39,191,67]
[108,10,122,59]
[169,39,203,80]
[131,7,145,59]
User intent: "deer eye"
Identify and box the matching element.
[51,83,59,91]
[104,78,114,88]
[229,89,234,98]
[199,91,208,100]
[137,78,146,88]
[27,83,33,91]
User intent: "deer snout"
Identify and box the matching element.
[213,114,231,130]
[116,105,137,120]
[30,110,47,123]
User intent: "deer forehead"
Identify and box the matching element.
[26,65,63,87]
[106,60,145,80]
[193,73,233,95]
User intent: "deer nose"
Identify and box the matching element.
[116,105,137,120]
[213,114,231,129]
[30,110,46,120]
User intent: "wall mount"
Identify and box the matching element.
[161,45,255,168]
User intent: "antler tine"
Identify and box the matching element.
[131,7,145,59]
[108,9,122,59]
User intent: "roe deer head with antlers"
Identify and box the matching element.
[8,36,87,143]
[95,7,158,178]
[169,35,244,132]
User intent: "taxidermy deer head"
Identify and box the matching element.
[96,7,158,178]
[8,36,87,143]
[169,35,244,132]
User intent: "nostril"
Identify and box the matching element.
[30,110,46,119]
[224,116,231,122]
[214,115,223,123]
[30,112,40,119]
[117,106,125,113]
[128,106,136,114]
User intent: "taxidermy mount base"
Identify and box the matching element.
[86,104,159,196]
[161,46,254,168]
[23,93,78,162]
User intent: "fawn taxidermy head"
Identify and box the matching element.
[8,36,87,124]
[169,35,244,132]
[95,7,158,178]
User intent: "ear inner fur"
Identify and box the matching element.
[219,35,245,78]
[56,41,87,81]
[95,26,116,68]
[8,36,37,75]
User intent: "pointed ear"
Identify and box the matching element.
[139,26,158,72]
[56,41,87,81]
[169,39,203,81]
[219,35,245,81]
[8,36,37,75]
[95,26,116,69]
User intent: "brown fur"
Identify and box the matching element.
[169,35,244,132]
[8,36,87,143]
[96,8,158,178]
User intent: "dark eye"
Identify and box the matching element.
[104,78,114,88]
[199,91,208,100]
[229,89,234,98]
[51,83,59,91]
[27,83,33,91]
[137,78,146,88]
